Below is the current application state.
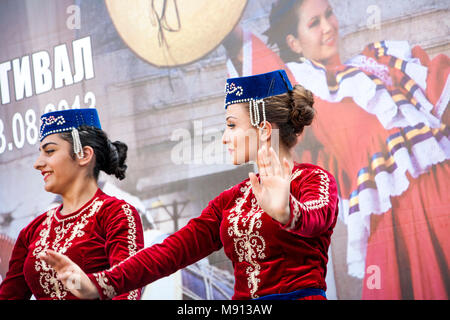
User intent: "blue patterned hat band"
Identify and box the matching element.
[39,108,102,159]
[39,108,102,142]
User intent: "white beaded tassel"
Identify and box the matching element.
[248,99,266,129]
[71,128,84,159]
[259,99,266,130]
[249,99,259,126]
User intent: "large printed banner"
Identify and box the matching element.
[0,0,448,300]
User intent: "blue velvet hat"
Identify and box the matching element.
[224,69,293,108]
[39,108,101,142]
[225,70,293,128]
[39,108,102,159]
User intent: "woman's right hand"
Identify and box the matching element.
[38,250,100,299]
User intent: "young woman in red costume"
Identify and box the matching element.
[0,108,144,300]
[223,0,449,299]
[39,70,339,300]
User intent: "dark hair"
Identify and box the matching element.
[60,126,128,180]
[250,84,315,148]
[264,0,305,63]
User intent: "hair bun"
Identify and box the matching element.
[289,85,315,133]
[101,140,127,180]
[110,141,128,180]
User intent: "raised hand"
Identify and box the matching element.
[249,146,292,224]
[38,250,99,299]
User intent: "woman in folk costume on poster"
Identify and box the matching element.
[39,70,339,300]
[0,108,144,300]
[223,0,450,299]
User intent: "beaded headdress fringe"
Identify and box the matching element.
[71,128,84,159]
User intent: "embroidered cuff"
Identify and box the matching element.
[126,289,140,300]
[283,169,332,232]
[88,272,117,300]
[283,193,303,231]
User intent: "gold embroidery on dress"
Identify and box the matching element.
[127,289,139,300]
[227,181,266,299]
[290,169,304,182]
[90,204,140,299]
[288,169,331,230]
[32,199,104,299]
[94,272,117,299]
[122,204,138,256]
[226,168,329,298]
[121,204,139,300]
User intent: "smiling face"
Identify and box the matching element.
[33,134,80,194]
[222,103,260,165]
[287,0,339,64]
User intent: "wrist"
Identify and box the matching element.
[86,281,100,300]
[275,204,290,225]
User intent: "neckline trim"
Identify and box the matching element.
[54,188,103,222]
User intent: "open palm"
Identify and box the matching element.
[38,250,99,299]
[249,146,291,224]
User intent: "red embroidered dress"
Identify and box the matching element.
[0,189,144,300]
[88,163,338,300]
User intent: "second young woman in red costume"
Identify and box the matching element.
[0,108,144,300]
[39,70,339,300]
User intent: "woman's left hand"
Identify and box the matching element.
[249,146,291,224]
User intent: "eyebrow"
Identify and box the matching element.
[307,5,332,25]
[226,116,237,121]
[307,14,319,26]
[39,142,58,151]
